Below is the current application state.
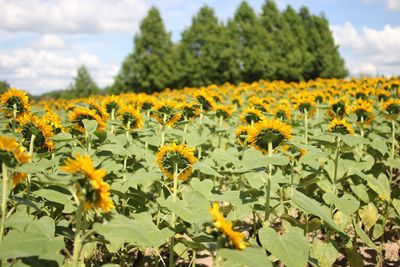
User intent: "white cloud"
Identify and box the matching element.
[331,22,400,77]
[0,0,148,33]
[0,45,118,94]
[32,34,65,49]
[387,0,400,10]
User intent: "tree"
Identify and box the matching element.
[227,1,275,83]
[64,66,98,99]
[0,80,10,94]
[113,7,177,94]
[282,5,312,81]
[178,6,232,87]
[300,7,347,79]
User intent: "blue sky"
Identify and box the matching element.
[0,0,399,94]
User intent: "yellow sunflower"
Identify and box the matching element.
[0,88,31,117]
[12,172,27,187]
[18,113,54,152]
[215,105,233,119]
[272,103,291,121]
[180,102,201,120]
[235,125,250,145]
[375,89,391,102]
[328,98,349,118]
[230,95,243,107]
[293,93,316,114]
[193,90,216,111]
[152,100,182,127]
[156,143,197,180]
[351,99,374,124]
[240,107,265,125]
[119,105,143,129]
[209,202,247,250]
[102,95,122,116]
[69,107,106,134]
[247,119,292,154]
[43,109,64,134]
[88,97,108,121]
[328,118,354,135]
[62,154,114,213]
[0,135,30,167]
[381,98,400,117]
[137,94,156,111]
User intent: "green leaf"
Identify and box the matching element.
[218,248,272,267]
[310,239,339,267]
[292,190,343,233]
[193,161,221,177]
[345,246,364,267]
[99,144,131,157]
[392,199,400,215]
[82,119,98,134]
[157,191,210,225]
[322,193,360,215]
[354,222,379,251]
[370,137,388,156]
[354,171,391,201]
[259,227,310,267]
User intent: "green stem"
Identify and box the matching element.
[111,108,115,135]
[161,114,167,146]
[218,116,223,149]
[12,103,17,133]
[304,113,308,146]
[0,163,9,242]
[264,142,273,222]
[169,163,178,267]
[72,198,84,267]
[27,134,35,214]
[85,131,91,156]
[183,119,188,144]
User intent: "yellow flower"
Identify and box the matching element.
[193,90,216,111]
[0,88,31,117]
[328,98,349,118]
[328,118,354,135]
[12,172,27,187]
[156,143,197,180]
[240,108,265,125]
[0,135,30,167]
[137,94,156,111]
[18,113,54,152]
[180,102,201,119]
[215,105,233,119]
[230,95,243,107]
[62,154,114,213]
[102,95,121,115]
[209,202,247,250]
[382,98,400,116]
[88,97,108,121]
[293,93,316,114]
[69,107,106,134]
[152,100,182,127]
[119,105,143,129]
[247,119,292,154]
[43,109,64,134]
[235,125,250,145]
[272,103,291,121]
[351,99,374,124]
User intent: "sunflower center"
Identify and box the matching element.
[332,101,346,115]
[106,102,119,114]
[255,129,285,151]
[276,110,287,120]
[122,112,137,127]
[197,96,213,111]
[21,123,46,150]
[162,152,190,175]
[387,104,400,115]
[157,106,176,122]
[6,96,25,112]
[245,113,261,124]
[331,124,351,135]
[299,102,312,113]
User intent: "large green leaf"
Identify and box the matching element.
[259,227,310,267]
[292,190,343,233]
[310,239,339,267]
[218,248,272,267]
[322,193,360,215]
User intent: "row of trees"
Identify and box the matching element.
[111,0,347,94]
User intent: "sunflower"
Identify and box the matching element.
[69,107,106,134]
[230,95,243,107]
[0,88,31,117]
[375,89,391,102]
[43,110,64,134]
[156,143,197,180]
[12,172,27,187]
[215,105,233,119]
[180,102,201,120]
[62,154,114,213]
[18,113,54,152]
[272,103,291,121]
[382,99,400,117]
[328,118,354,135]
[247,119,292,154]
[137,94,156,111]
[293,94,316,114]
[193,90,216,111]
[351,99,374,124]
[328,98,349,118]
[152,100,182,127]
[88,97,108,121]
[102,95,121,116]
[240,107,265,125]
[235,125,250,145]
[248,96,269,112]
[209,202,247,250]
[0,135,30,167]
[119,105,143,129]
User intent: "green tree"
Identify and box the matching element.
[227,1,275,83]
[282,5,312,81]
[300,7,347,79]
[0,80,10,94]
[113,7,177,94]
[178,6,232,87]
[64,66,98,99]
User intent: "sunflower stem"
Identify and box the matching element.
[85,130,91,156]
[329,136,341,241]
[264,142,273,223]
[111,108,115,135]
[359,116,364,157]
[26,134,35,215]
[218,116,223,149]
[182,118,188,144]
[169,163,178,267]
[72,197,84,267]
[1,163,9,242]
[390,119,396,186]
[304,112,308,146]
[161,114,167,146]
[12,103,17,133]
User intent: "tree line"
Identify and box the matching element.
[110,0,347,94]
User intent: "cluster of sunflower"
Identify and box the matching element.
[62,154,114,213]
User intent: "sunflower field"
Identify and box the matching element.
[0,78,399,267]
